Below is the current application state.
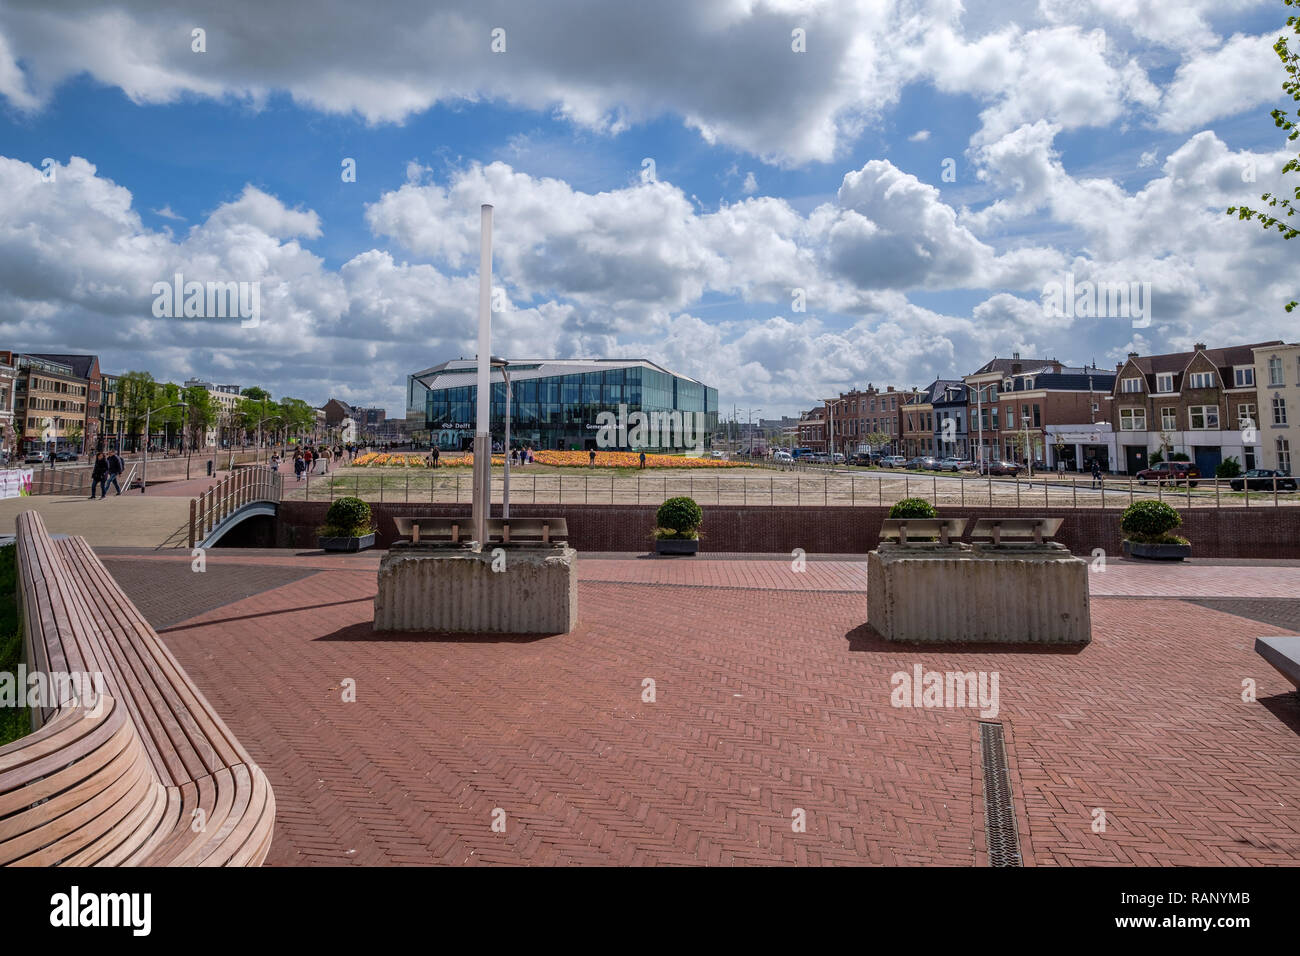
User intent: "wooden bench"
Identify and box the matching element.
[969,517,1063,546]
[0,511,275,866]
[394,516,569,545]
[1255,637,1300,692]
[879,517,968,546]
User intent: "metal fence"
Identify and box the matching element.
[189,467,283,547]
[278,468,1300,510]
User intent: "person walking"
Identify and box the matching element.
[1091,459,1102,490]
[639,450,646,470]
[105,450,124,495]
[294,452,306,482]
[89,452,108,499]
[589,449,596,467]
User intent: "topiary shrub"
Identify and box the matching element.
[655,496,702,539]
[320,496,372,538]
[889,497,938,519]
[1120,500,1186,544]
[1215,456,1242,479]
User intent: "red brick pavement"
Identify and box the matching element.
[139,555,1300,866]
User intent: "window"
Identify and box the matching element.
[1279,438,1292,474]
[1032,404,1041,428]
[1269,357,1284,387]
[1024,377,1034,390]
[1091,402,1100,413]
[1006,410,1015,428]
[1245,446,1257,470]
[1187,371,1215,389]
[1239,404,1257,429]
[991,408,999,430]
[1161,407,1177,430]
[1120,408,1145,430]
[1234,367,1255,387]
[1274,396,1288,425]
[1156,373,1174,393]
[1121,377,1143,393]
[1188,405,1219,429]
[1003,378,1013,392]
[988,385,998,401]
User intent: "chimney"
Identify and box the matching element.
[1127,351,1139,359]
[1012,351,1020,360]
[886,385,894,392]
[1116,362,1123,371]
[1011,362,1022,374]
[1194,342,1206,352]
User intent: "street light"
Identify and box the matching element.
[490,356,512,519]
[256,416,282,463]
[140,402,187,493]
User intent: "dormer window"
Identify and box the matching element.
[1187,371,1215,389]
[1156,373,1174,393]
[1023,377,1034,390]
[1003,378,1013,391]
[1121,377,1143,393]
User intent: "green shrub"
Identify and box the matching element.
[1120,500,1185,543]
[655,496,702,539]
[320,496,373,538]
[889,497,938,519]
[0,544,26,747]
[1216,456,1242,479]
[1169,452,1190,462]
[1148,450,1164,465]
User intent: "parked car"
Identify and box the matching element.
[879,455,905,468]
[1228,469,1297,492]
[23,450,47,464]
[54,450,78,462]
[904,456,939,470]
[1136,461,1201,487]
[710,450,726,459]
[831,452,845,464]
[773,450,794,463]
[980,459,1022,476]
[936,456,967,472]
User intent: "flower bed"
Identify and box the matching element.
[532,451,752,469]
[352,452,502,468]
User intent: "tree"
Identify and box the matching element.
[182,386,216,449]
[64,420,84,452]
[1227,0,1300,311]
[118,371,157,450]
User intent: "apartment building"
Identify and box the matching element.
[31,353,102,451]
[1,352,91,454]
[963,355,1053,465]
[1252,342,1300,473]
[183,379,243,447]
[932,382,970,458]
[0,359,14,459]
[1111,341,1280,475]
[797,407,826,452]
[901,380,963,458]
[823,385,901,456]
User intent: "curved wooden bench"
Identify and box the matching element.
[0,512,274,866]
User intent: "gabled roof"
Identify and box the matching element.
[1119,341,1283,389]
[969,357,1054,376]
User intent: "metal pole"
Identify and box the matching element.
[141,406,150,493]
[503,365,511,519]
[472,203,493,548]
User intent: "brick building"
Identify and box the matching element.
[823,385,901,457]
[1110,341,1279,476]
[900,380,962,458]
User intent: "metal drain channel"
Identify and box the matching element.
[979,722,1023,867]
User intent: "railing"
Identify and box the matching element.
[276,468,1300,510]
[189,465,283,547]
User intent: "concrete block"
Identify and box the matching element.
[373,544,578,634]
[867,543,1090,644]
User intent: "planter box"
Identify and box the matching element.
[320,533,376,553]
[1122,539,1190,561]
[655,537,699,556]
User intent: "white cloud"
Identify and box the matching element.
[908,129,931,142]
[1159,33,1281,132]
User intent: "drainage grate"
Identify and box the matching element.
[979,721,1023,867]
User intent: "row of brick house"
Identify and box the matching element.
[796,339,1298,474]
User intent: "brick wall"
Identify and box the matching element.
[274,500,1300,558]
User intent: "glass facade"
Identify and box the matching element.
[425,364,718,451]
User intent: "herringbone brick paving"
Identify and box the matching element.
[108,552,1300,866]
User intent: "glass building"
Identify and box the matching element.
[407,359,718,452]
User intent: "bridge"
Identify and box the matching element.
[188,466,283,548]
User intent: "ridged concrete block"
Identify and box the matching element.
[373,545,578,634]
[867,544,1091,644]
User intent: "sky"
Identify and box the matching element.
[0,0,1294,419]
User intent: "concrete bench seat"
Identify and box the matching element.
[394,516,569,546]
[0,511,274,867]
[1255,637,1300,691]
[878,517,968,546]
[970,516,1064,547]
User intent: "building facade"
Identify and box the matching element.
[1252,342,1300,473]
[823,385,901,456]
[409,358,718,452]
[183,379,243,448]
[1110,341,1278,475]
[2,352,90,455]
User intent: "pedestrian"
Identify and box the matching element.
[105,450,124,495]
[639,450,646,470]
[1091,458,1102,489]
[293,453,305,481]
[89,452,108,499]
[589,449,596,466]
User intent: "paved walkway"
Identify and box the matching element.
[0,493,195,547]
[98,550,1300,866]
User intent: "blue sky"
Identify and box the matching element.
[0,0,1294,417]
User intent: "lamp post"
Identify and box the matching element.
[140,402,186,493]
[490,356,512,519]
[256,416,282,463]
[472,203,493,549]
